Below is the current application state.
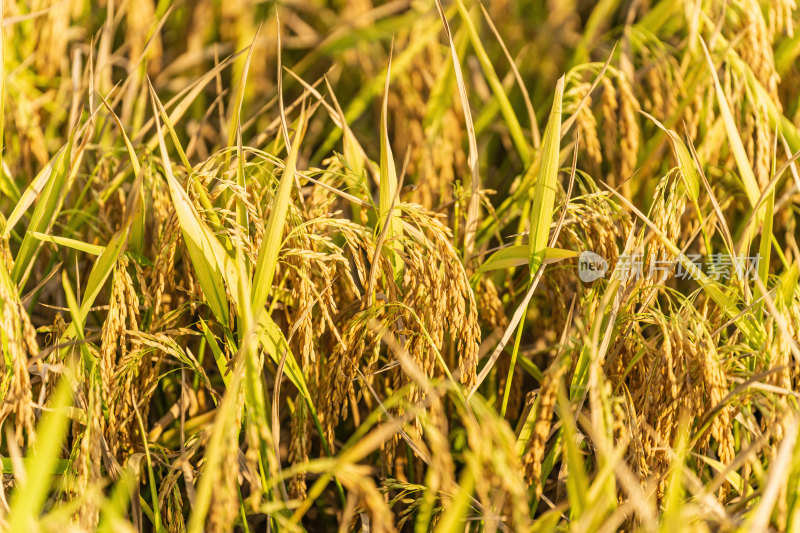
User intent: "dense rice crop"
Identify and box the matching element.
[1,0,800,530]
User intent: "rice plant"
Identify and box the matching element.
[1,0,800,531]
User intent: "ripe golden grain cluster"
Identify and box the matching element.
[1,0,800,531]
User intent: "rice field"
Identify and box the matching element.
[1,0,800,531]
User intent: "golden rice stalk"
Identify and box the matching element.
[289,393,309,500]
[522,361,565,497]
[0,245,36,446]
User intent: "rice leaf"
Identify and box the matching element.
[378,49,403,280]
[10,131,75,287]
[153,99,241,328]
[201,318,231,388]
[558,385,588,517]
[251,110,306,314]
[433,469,474,533]
[61,271,95,374]
[97,94,145,256]
[226,26,259,150]
[437,0,481,266]
[58,168,144,346]
[477,245,577,274]
[147,81,225,243]
[7,377,72,532]
[700,39,760,207]
[29,232,105,256]
[529,76,565,274]
[455,0,530,165]
[641,112,699,202]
